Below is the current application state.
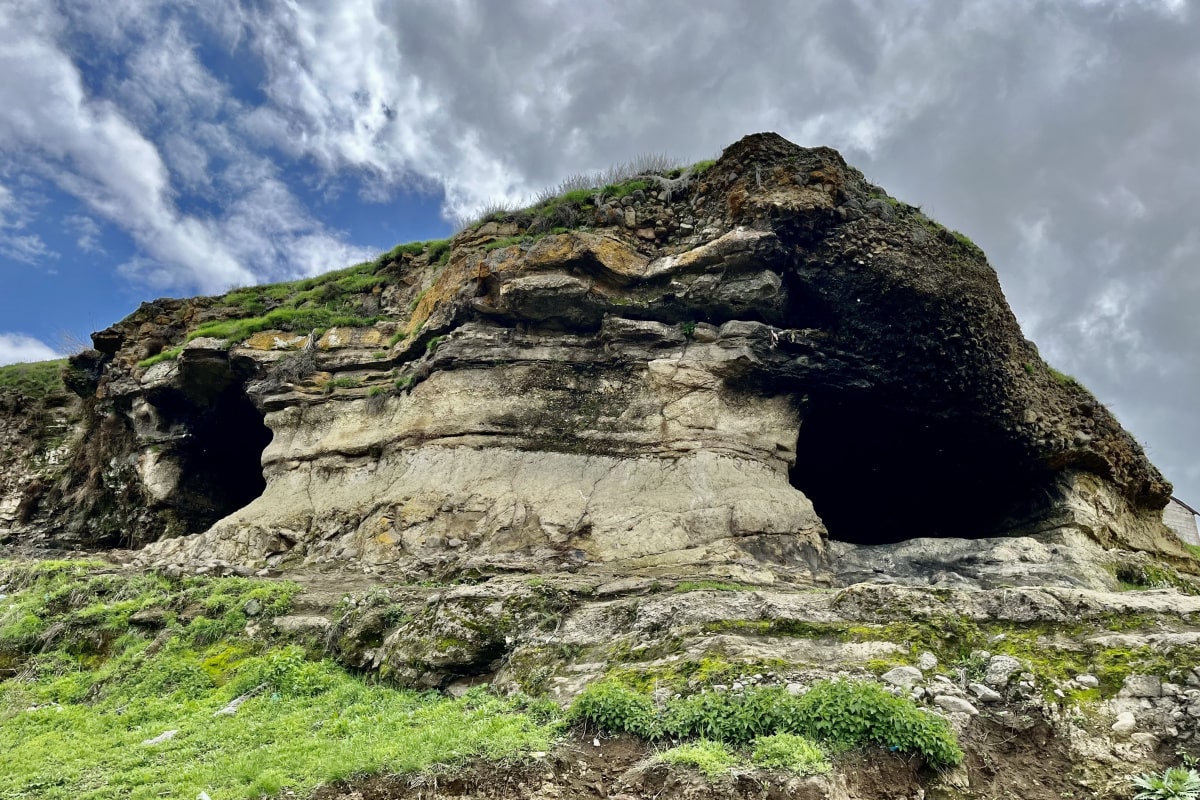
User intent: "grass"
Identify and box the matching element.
[655,733,830,780]
[657,740,739,778]
[0,560,558,800]
[136,238,460,369]
[0,359,66,401]
[673,581,757,593]
[750,733,831,774]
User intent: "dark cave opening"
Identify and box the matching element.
[170,384,272,530]
[790,394,1047,545]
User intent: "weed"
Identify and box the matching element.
[750,733,830,775]
[426,336,446,353]
[1132,767,1200,800]
[657,741,738,778]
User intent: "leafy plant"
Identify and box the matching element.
[657,741,738,778]
[568,680,662,739]
[1132,767,1200,800]
[750,733,830,775]
[569,678,962,768]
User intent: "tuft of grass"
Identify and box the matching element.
[657,741,738,778]
[750,733,830,775]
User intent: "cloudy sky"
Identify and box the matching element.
[0,0,1197,502]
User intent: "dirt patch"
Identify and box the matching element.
[310,733,928,800]
[958,716,1093,800]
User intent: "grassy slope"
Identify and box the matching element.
[0,561,557,800]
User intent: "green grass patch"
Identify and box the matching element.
[750,733,830,775]
[657,740,738,778]
[0,560,558,799]
[601,178,649,199]
[0,359,66,401]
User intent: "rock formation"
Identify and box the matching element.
[0,132,1187,579]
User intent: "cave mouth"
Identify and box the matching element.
[790,394,1047,546]
[172,383,272,530]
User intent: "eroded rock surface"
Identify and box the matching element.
[0,132,1188,577]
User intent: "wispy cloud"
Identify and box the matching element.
[64,214,104,253]
[0,183,55,265]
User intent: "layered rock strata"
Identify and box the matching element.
[0,132,1186,576]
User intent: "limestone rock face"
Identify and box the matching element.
[1,132,1186,575]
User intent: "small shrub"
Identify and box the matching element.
[657,741,738,778]
[750,733,830,775]
[1132,767,1200,800]
[788,680,962,767]
[568,680,662,739]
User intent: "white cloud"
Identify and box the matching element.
[64,214,103,253]
[0,1,377,294]
[0,182,55,265]
[0,333,60,366]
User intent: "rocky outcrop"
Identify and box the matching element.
[0,132,1187,575]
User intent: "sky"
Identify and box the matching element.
[0,0,1197,503]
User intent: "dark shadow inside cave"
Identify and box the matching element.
[790,394,1049,545]
[157,376,273,531]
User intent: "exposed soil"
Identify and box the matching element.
[311,732,924,800]
[309,716,1101,800]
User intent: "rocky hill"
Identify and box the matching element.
[2,133,1199,800]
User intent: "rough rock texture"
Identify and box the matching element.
[0,132,1188,575]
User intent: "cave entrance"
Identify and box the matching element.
[790,394,1044,545]
[147,362,272,532]
[174,383,272,527]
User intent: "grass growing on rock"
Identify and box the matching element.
[0,560,558,800]
[0,359,66,402]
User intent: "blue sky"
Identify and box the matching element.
[1,0,1199,503]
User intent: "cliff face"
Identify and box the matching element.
[0,133,1183,577]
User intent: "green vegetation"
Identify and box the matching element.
[0,359,66,401]
[689,607,1199,705]
[0,560,557,800]
[750,733,831,774]
[569,678,961,767]
[325,376,361,392]
[657,740,739,778]
[1047,364,1083,389]
[136,237,461,369]
[1132,767,1200,800]
[673,580,756,593]
[678,321,697,339]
